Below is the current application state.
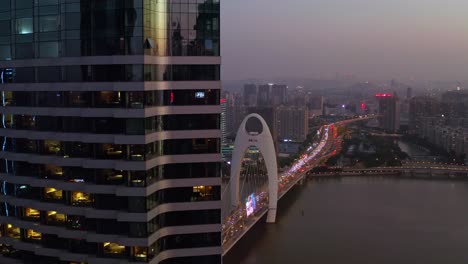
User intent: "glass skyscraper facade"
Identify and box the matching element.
[0,0,221,263]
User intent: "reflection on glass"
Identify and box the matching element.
[129,171,146,187]
[101,144,124,159]
[44,164,63,179]
[105,170,124,185]
[44,140,61,155]
[16,18,33,34]
[38,15,58,32]
[129,145,145,161]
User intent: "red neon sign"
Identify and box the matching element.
[220,98,226,103]
[375,93,393,97]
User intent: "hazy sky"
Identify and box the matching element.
[221,0,468,81]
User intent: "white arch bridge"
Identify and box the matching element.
[221,114,377,255]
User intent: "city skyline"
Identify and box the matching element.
[222,0,468,81]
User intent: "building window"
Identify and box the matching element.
[103,242,126,256]
[66,215,85,230]
[16,0,33,10]
[25,229,42,242]
[4,224,20,239]
[15,43,34,59]
[23,207,40,220]
[43,140,61,155]
[193,185,217,200]
[15,18,33,34]
[39,41,59,57]
[71,191,93,206]
[129,145,145,161]
[132,246,148,262]
[0,45,11,60]
[46,211,66,226]
[43,164,63,179]
[38,15,58,32]
[43,187,63,202]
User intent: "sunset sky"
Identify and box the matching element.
[221,0,468,81]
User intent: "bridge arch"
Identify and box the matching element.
[230,113,278,223]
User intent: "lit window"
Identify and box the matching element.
[46,211,66,224]
[24,208,40,219]
[16,18,33,34]
[103,242,126,255]
[133,246,147,261]
[71,191,93,205]
[5,224,20,239]
[25,229,41,241]
[193,185,214,198]
[44,140,61,155]
[44,187,63,200]
[193,185,206,193]
[44,164,63,178]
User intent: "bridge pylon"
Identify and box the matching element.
[230,114,278,223]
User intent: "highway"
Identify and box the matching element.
[222,115,375,254]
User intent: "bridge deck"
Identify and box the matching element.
[222,116,379,255]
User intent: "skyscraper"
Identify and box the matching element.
[270,84,287,106]
[256,84,270,106]
[276,106,309,142]
[0,1,221,263]
[406,87,413,100]
[243,84,257,106]
[376,93,400,132]
[441,90,468,118]
[220,98,227,160]
[408,96,440,134]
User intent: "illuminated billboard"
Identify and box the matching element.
[195,91,205,98]
[245,193,257,217]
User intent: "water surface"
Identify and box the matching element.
[224,177,468,264]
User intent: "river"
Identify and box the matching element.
[224,177,468,264]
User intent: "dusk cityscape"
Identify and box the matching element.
[0,0,468,264]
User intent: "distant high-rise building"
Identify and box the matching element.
[307,96,324,117]
[257,84,271,106]
[407,87,413,100]
[276,106,309,142]
[221,98,228,160]
[441,90,468,118]
[248,106,278,145]
[0,1,221,263]
[243,84,257,106]
[270,84,287,106]
[225,92,244,135]
[409,96,441,134]
[376,93,400,132]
